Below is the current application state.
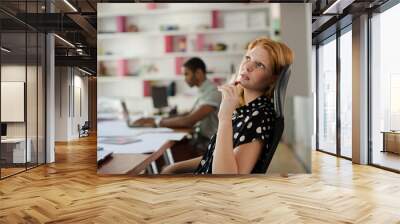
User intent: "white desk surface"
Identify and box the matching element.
[98,120,186,154]
[97,120,173,137]
[1,138,30,144]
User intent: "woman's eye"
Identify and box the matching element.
[256,62,265,69]
[245,56,250,61]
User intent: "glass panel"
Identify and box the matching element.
[1,30,28,177]
[317,37,337,154]
[27,31,38,169]
[26,0,39,169]
[340,29,352,158]
[0,1,46,178]
[312,45,317,150]
[371,3,400,171]
[38,32,45,165]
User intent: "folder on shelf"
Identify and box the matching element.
[211,10,220,28]
[117,59,128,76]
[164,35,174,53]
[175,57,185,75]
[143,80,152,97]
[196,34,204,51]
[116,16,126,32]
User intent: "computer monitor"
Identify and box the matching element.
[1,123,7,137]
[151,86,168,109]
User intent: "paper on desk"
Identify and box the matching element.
[141,132,187,141]
[97,120,173,137]
[99,132,186,154]
[98,112,121,121]
[97,149,113,162]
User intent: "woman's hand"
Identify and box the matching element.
[217,83,241,122]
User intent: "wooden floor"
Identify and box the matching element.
[1,135,400,223]
[373,151,400,171]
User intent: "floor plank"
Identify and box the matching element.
[0,135,399,223]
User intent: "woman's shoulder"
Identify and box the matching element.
[253,97,275,115]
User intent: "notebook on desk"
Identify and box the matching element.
[97,147,113,164]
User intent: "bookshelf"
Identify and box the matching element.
[97,3,272,18]
[97,3,280,111]
[98,27,272,40]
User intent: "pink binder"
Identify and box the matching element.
[164,35,174,53]
[196,34,204,51]
[116,16,126,32]
[175,57,185,75]
[117,59,128,76]
[211,10,220,28]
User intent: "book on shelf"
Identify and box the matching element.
[196,34,205,51]
[117,59,129,76]
[143,80,152,97]
[211,10,220,28]
[175,57,185,75]
[116,16,127,32]
[164,35,174,53]
[174,36,187,52]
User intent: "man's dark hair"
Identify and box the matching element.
[183,57,206,74]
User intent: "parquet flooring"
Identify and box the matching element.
[1,135,400,223]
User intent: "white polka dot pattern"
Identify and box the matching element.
[247,122,252,129]
[194,95,276,174]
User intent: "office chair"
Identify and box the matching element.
[254,65,292,173]
[79,121,90,138]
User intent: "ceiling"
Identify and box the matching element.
[0,0,394,74]
[0,0,98,74]
[311,0,390,43]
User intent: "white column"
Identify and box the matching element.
[352,14,369,164]
[46,33,55,163]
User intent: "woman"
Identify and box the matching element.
[162,37,294,174]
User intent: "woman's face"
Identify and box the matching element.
[238,45,275,92]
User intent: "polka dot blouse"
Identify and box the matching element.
[194,95,276,174]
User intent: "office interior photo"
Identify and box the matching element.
[96,3,313,175]
[0,0,400,223]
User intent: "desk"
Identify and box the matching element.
[97,119,190,175]
[98,141,175,175]
[1,138,32,164]
[382,131,400,154]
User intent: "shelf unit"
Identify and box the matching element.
[98,27,272,40]
[98,50,245,61]
[97,3,279,105]
[97,73,231,83]
[98,3,271,18]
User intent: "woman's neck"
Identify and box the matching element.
[243,89,263,105]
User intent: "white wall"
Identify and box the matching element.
[1,64,46,164]
[55,67,89,141]
[279,3,313,172]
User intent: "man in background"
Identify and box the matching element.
[132,57,221,156]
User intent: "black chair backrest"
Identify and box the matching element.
[82,121,90,129]
[273,65,291,119]
[262,65,292,173]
